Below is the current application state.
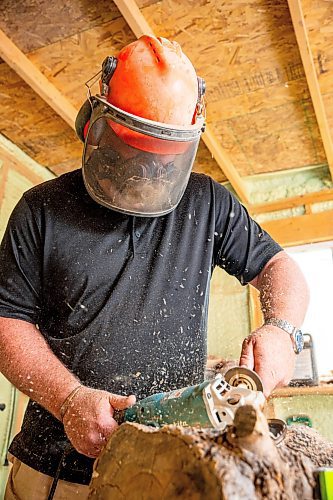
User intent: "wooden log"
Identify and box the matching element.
[88,405,333,499]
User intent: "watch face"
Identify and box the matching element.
[294,331,304,354]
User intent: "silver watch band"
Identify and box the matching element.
[265,317,304,354]
[265,317,297,335]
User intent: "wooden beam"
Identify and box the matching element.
[113,0,154,37]
[287,0,333,179]
[0,134,54,183]
[113,0,250,204]
[250,188,333,215]
[261,209,333,247]
[0,29,77,129]
[0,149,46,186]
[203,126,250,203]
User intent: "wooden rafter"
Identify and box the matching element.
[0,29,77,129]
[0,148,46,186]
[287,0,333,179]
[0,134,54,185]
[261,209,333,247]
[113,0,250,204]
[0,146,44,185]
[113,0,154,37]
[250,188,333,215]
[203,127,250,203]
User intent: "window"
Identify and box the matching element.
[287,243,333,378]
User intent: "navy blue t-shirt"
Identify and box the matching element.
[0,170,281,483]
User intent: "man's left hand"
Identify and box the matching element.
[239,324,296,397]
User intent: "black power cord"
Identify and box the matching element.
[47,442,73,500]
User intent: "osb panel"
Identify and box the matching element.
[1,0,331,179]
[142,0,327,174]
[213,99,325,175]
[0,0,119,53]
[26,16,137,108]
[0,0,158,53]
[0,63,82,175]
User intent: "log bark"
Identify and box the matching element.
[88,405,333,499]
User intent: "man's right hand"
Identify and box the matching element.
[62,386,136,458]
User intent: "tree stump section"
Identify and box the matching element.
[89,406,333,499]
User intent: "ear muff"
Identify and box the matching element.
[75,99,93,143]
[75,57,118,143]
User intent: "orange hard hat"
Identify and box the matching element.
[106,35,201,154]
[79,36,205,216]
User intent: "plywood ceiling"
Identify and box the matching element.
[0,0,333,204]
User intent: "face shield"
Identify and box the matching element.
[82,96,204,217]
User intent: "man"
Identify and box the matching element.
[0,36,309,498]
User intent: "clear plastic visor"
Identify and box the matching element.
[83,106,202,217]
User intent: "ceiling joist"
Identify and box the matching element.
[287,0,333,179]
[203,127,250,203]
[113,0,154,38]
[261,209,333,247]
[0,29,77,129]
[0,148,44,186]
[113,0,250,204]
[250,188,333,215]
[0,134,54,185]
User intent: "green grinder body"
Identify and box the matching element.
[123,380,213,428]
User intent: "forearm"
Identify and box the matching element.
[0,317,80,420]
[251,251,310,327]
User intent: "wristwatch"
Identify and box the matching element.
[265,317,304,354]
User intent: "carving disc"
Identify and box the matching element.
[224,367,264,392]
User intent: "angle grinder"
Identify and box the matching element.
[47,367,286,500]
[114,366,286,444]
